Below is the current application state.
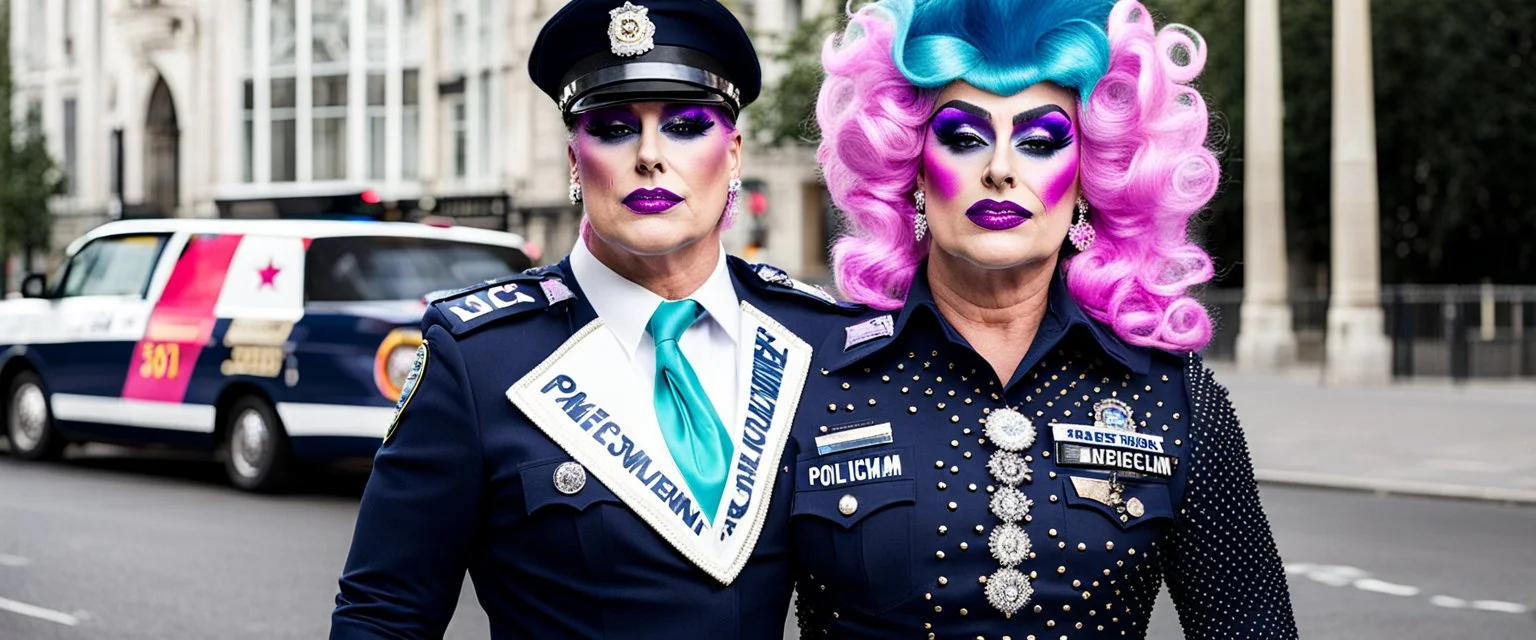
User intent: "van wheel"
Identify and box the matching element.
[222,396,295,493]
[6,371,65,460]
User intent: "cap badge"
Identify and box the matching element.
[608,2,656,57]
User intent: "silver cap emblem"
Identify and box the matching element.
[608,2,656,57]
[554,461,587,495]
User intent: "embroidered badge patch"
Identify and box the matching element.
[843,315,894,351]
[540,278,575,305]
[385,342,428,443]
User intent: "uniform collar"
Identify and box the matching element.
[823,263,1150,378]
[568,238,740,359]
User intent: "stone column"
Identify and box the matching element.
[1325,0,1392,384]
[1236,0,1298,372]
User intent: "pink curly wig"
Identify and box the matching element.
[820,0,1217,352]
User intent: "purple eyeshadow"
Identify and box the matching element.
[931,108,995,146]
[1013,111,1073,145]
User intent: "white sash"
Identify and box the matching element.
[507,302,810,584]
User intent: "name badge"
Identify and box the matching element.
[1052,424,1165,454]
[799,445,910,491]
[1055,443,1175,478]
[815,421,894,456]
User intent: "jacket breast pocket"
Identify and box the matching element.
[519,458,623,571]
[1059,475,1174,536]
[792,476,917,614]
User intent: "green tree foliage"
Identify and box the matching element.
[750,10,846,148]
[1371,1,1536,283]
[0,0,66,281]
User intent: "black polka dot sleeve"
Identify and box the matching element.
[1160,354,1298,639]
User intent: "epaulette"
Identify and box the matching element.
[738,259,864,313]
[429,269,578,336]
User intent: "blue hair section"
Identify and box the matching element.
[882,0,1114,103]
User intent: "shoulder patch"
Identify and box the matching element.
[430,271,579,336]
[384,341,428,444]
[750,263,862,311]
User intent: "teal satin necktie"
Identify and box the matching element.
[648,299,732,524]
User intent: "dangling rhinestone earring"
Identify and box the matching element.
[725,177,742,219]
[568,178,583,205]
[913,189,928,242]
[1069,196,1096,251]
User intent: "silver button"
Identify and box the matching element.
[1125,497,1145,518]
[554,462,587,495]
[838,494,859,516]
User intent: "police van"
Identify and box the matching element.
[0,218,531,492]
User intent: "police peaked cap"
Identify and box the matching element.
[528,0,761,117]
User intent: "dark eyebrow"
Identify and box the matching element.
[934,100,992,121]
[1013,105,1070,128]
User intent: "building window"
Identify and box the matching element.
[270,0,298,181]
[479,70,492,178]
[272,77,297,182]
[312,0,349,65]
[243,0,421,185]
[271,0,297,67]
[403,69,420,179]
[367,73,386,180]
[243,81,255,182]
[451,100,467,179]
[63,98,77,196]
[312,75,348,180]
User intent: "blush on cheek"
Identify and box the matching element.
[1040,151,1080,209]
[575,136,614,189]
[921,147,963,201]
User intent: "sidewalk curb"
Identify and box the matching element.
[1255,469,1536,507]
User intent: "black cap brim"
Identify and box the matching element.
[557,47,743,117]
[567,79,731,115]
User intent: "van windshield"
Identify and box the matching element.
[305,236,531,302]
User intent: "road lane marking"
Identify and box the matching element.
[0,595,80,626]
[0,554,30,567]
[1289,561,1530,616]
[1430,595,1468,608]
[1471,600,1530,614]
[1353,579,1420,597]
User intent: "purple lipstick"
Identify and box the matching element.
[964,199,1033,231]
[622,187,684,214]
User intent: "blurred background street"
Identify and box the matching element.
[3,437,1535,640]
[6,364,1536,639]
[1,0,1534,638]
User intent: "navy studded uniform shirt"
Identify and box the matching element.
[330,256,862,640]
[790,268,1297,639]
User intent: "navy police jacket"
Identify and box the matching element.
[789,266,1298,639]
[331,256,861,639]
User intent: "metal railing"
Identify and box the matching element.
[1199,286,1536,380]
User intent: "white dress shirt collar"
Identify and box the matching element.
[569,238,740,358]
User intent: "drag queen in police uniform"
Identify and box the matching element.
[790,1,1298,638]
[329,2,861,638]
